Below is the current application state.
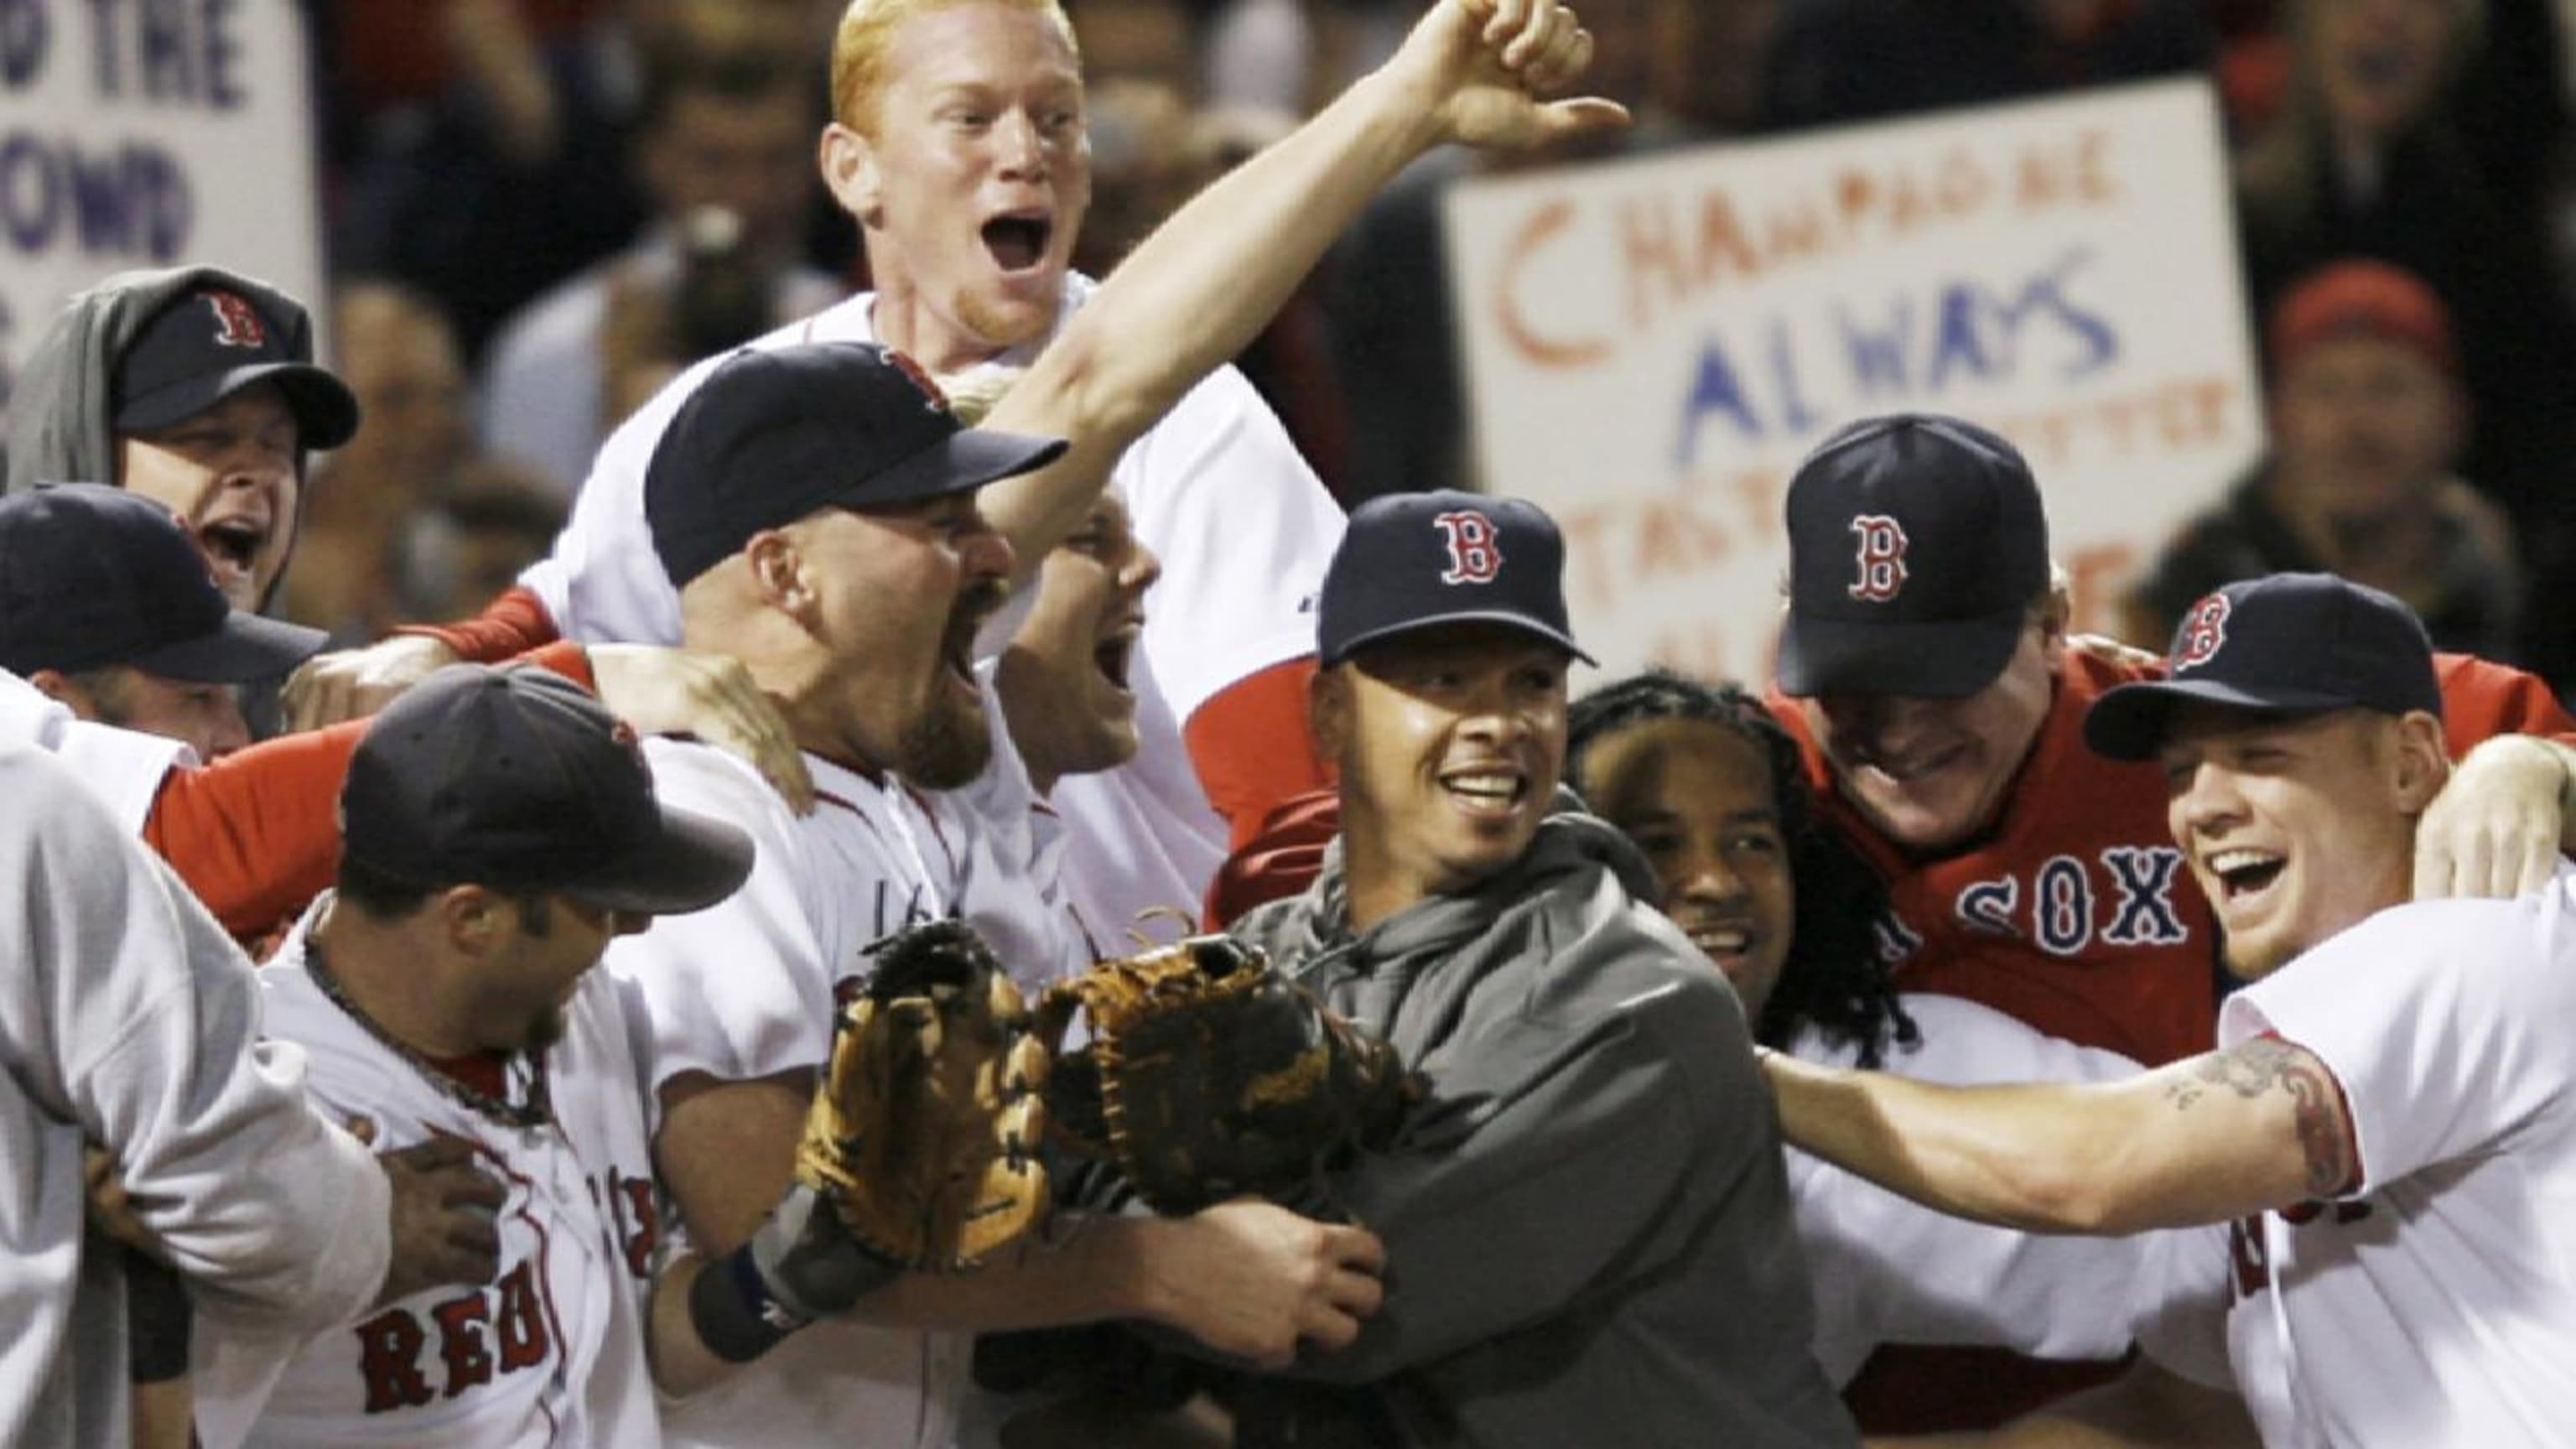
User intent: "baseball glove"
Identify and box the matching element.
[795,919,1052,1271]
[1038,934,1416,1215]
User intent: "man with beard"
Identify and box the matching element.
[188,662,764,1446]
[294,0,1353,944]
[592,6,1624,1443]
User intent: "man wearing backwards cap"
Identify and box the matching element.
[0,484,330,762]
[581,9,1625,1443]
[1764,573,2576,1447]
[189,662,800,1446]
[1768,412,2576,1070]
[1213,490,1857,1447]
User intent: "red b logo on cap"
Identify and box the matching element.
[200,291,267,350]
[2175,593,2231,670]
[1434,510,1503,584]
[1847,515,1908,602]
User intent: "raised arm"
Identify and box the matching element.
[1761,1036,2360,1237]
[973,0,1624,564]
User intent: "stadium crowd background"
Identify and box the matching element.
[301,0,2576,693]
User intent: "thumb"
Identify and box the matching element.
[1535,96,1630,140]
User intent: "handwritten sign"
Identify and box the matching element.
[1445,78,2263,680]
[0,0,322,414]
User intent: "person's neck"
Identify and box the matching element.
[311,897,486,1060]
[865,260,1015,375]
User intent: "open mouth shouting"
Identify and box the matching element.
[193,510,271,599]
[981,209,1055,275]
[2204,846,2287,908]
[1093,621,1140,697]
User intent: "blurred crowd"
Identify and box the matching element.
[297,0,2576,684]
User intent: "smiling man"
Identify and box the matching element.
[1221,491,1858,1447]
[6,268,360,611]
[1769,413,2576,1069]
[1765,573,2576,1447]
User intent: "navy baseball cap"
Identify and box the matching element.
[2084,573,2443,761]
[1317,490,1592,667]
[1775,414,2050,699]
[113,288,360,449]
[645,341,1069,587]
[340,664,756,915]
[0,483,327,680]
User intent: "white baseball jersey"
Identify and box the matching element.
[523,275,1345,937]
[2136,867,2576,1446]
[605,717,1084,1449]
[194,901,665,1448]
[1791,994,2211,1384]
[0,665,190,833]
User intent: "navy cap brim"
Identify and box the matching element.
[127,609,329,683]
[839,425,1069,511]
[2083,678,2365,761]
[1776,603,2025,699]
[116,361,361,450]
[558,801,757,916]
[1327,610,1595,667]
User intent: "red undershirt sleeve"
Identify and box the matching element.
[1182,656,1331,853]
[392,584,561,663]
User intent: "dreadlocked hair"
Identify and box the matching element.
[1566,668,1918,1066]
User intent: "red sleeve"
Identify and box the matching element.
[393,584,560,663]
[142,722,363,943]
[1182,656,1332,852]
[2432,652,2576,756]
[1203,787,1343,929]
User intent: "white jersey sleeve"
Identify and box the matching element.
[1790,994,2172,1384]
[1109,359,1342,724]
[2128,1222,2239,1393]
[2220,871,2576,1196]
[0,667,190,834]
[606,740,835,1090]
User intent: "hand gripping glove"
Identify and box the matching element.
[1038,933,1415,1214]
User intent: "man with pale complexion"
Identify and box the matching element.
[1768,573,2576,1447]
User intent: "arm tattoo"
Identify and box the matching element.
[2164,1037,2358,1199]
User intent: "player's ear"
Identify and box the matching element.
[2387,710,2450,814]
[2031,573,2072,670]
[439,885,511,957]
[745,529,818,622]
[25,667,86,714]
[820,122,884,228]
[1310,664,1352,761]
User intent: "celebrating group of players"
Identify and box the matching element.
[5,0,2573,1446]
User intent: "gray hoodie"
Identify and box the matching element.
[1231,810,1859,1448]
[5,265,333,620]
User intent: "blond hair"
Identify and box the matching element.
[829,0,1080,133]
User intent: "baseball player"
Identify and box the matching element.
[1564,671,2215,1387]
[289,0,1360,943]
[0,484,330,761]
[605,15,1623,1442]
[1217,490,1854,1446]
[1768,413,2576,1070]
[1767,573,2576,1447]
[184,665,754,1446]
[1766,416,2576,1426]
[0,745,392,1447]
